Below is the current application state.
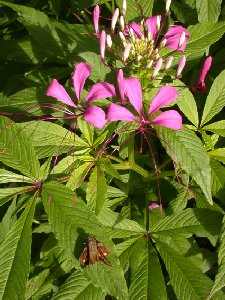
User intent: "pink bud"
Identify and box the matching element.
[178,31,186,49]
[164,56,173,70]
[193,56,212,92]
[117,69,126,104]
[93,5,100,35]
[165,0,171,13]
[106,34,112,48]
[100,30,106,63]
[111,8,120,32]
[176,56,186,78]
[149,203,160,210]
[122,0,126,15]
[123,43,131,62]
[151,58,163,80]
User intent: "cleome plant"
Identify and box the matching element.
[0,0,225,299]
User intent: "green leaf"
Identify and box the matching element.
[158,127,212,204]
[42,182,128,299]
[66,161,94,190]
[185,22,225,56]
[115,0,154,22]
[208,217,225,298]
[86,166,107,215]
[210,159,225,200]
[0,187,33,206]
[0,1,97,60]
[0,116,40,180]
[208,148,225,164]
[202,120,225,137]
[177,87,199,127]
[19,121,88,158]
[79,52,111,82]
[196,0,222,23]
[0,195,36,299]
[51,270,106,300]
[78,118,94,146]
[128,238,167,300]
[98,207,145,238]
[0,169,34,184]
[201,69,225,126]
[151,208,223,245]
[156,241,223,300]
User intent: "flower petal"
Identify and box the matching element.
[83,106,107,129]
[46,79,76,107]
[107,103,137,122]
[86,82,116,103]
[124,78,143,115]
[146,16,161,40]
[163,25,190,52]
[72,62,92,101]
[150,110,182,130]
[117,69,125,104]
[193,56,213,92]
[129,21,142,38]
[148,86,179,116]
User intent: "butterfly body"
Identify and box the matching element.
[79,236,111,266]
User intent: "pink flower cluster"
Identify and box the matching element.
[46,62,182,131]
[93,1,190,80]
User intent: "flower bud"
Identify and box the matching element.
[159,38,167,49]
[146,60,153,69]
[123,43,131,62]
[111,8,119,32]
[164,56,173,70]
[165,0,171,14]
[156,15,161,31]
[176,56,186,78]
[178,31,186,49]
[119,15,125,32]
[106,34,112,48]
[119,31,126,42]
[93,5,100,35]
[122,0,127,15]
[100,30,106,62]
[151,58,163,80]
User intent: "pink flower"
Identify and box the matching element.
[100,30,106,63]
[176,56,186,78]
[162,25,190,52]
[193,56,212,92]
[107,74,182,130]
[46,62,116,129]
[125,18,190,53]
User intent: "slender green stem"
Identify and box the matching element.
[144,180,150,232]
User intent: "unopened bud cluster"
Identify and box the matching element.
[94,0,189,81]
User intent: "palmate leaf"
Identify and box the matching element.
[156,241,224,300]
[151,208,223,245]
[0,116,40,180]
[196,0,222,23]
[201,69,225,127]
[51,270,106,300]
[208,216,225,299]
[42,182,128,299]
[210,159,225,200]
[0,195,36,300]
[208,148,225,164]
[158,127,212,204]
